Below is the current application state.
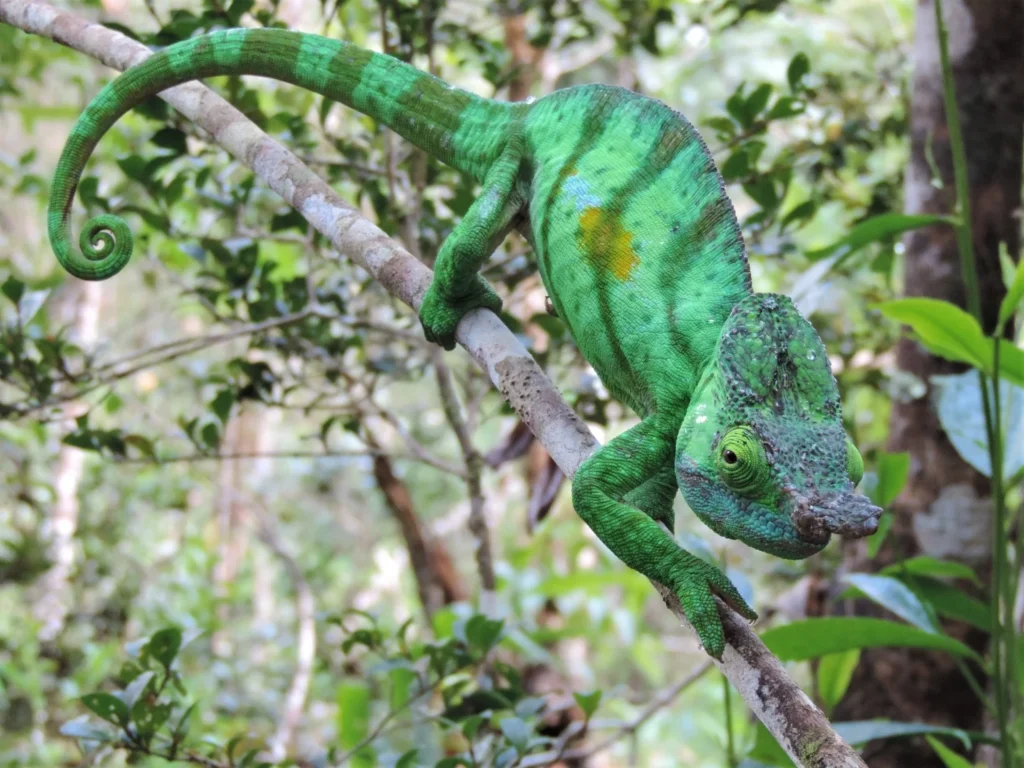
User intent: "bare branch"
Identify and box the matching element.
[0,3,866,764]
[519,660,714,767]
[431,348,495,595]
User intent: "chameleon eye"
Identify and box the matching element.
[846,438,864,486]
[716,427,770,495]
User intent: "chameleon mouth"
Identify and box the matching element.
[791,492,882,544]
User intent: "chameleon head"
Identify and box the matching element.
[674,293,881,560]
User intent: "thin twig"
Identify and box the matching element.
[431,348,495,594]
[519,660,714,767]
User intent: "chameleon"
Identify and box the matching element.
[47,28,881,659]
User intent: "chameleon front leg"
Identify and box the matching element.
[419,135,525,351]
[623,464,678,529]
[572,416,757,659]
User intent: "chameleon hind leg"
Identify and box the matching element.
[571,416,757,659]
[419,135,525,351]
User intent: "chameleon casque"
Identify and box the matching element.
[48,28,882,658]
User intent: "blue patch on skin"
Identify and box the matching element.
[563,175,601,212]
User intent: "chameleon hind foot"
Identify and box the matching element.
[419,275,502,350]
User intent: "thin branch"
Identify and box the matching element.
[431,348,495,594]
[0,3,866,763]
[254,504,317,762]
[519,660,713,767]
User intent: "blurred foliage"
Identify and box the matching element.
[0,0,1018,766]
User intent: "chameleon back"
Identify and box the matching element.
[522,86,752,415]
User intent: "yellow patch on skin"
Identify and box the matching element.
[578,206,639,281]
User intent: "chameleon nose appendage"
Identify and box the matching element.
[791,492,882,544]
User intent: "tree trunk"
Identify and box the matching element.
[833,1,1024,765]
[33,281,102,642]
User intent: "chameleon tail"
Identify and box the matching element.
[49,28,525,280]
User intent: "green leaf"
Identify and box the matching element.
[1,276,24,305]
[867,511,894,559]
[744,84,773,121]
[336,681,372,756]
[394,749,419,768]
[499,717,530,754]
[81,693,129,726]
[743,177,778,210]
[705,116,736,138]
[781,200,817,229]
[389,667,416,710]
[760,618,981,661]
[124,434,157,461]
[461,715,485,740]
[908,578,991,631]
[150,127,187,154]
[870,451,910,508]
[926,736,975,767]
[60,715,118,743]
[836,721,971,749]
[122,670,155,709]
[881,556,980,585]
[842,574,938,632]
[747,721,794,766]
[808,214,950,264]
[573,690,602,719]
[932,371,1024,480]
[787,52,810,91]
[147,627,182,670]
[132,700,172,740]
[210,389,235,424]
[998,254,1024,330]
[875,298,987,370]
[816,650,859,711]
[767,96,805,120]
[878,300,1024,387]
[464,615,504,656]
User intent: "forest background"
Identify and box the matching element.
[1,0,1022,767]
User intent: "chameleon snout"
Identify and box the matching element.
[790,491,882,543]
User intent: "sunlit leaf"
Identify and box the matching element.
[877,299,1024,387]
[870,452,910,508]
[926,735,975,767]
[808,214,950,264]
[997,251,1024,330]
[787,52,810,91]
[147,628,182,670]
[761,618,980,661]
[337,682,373,767]
[817,650,859,711]
[499,717,530,754]
[842,574,939,632]
[880,556,980,585]
[573,690,602,719]
[81,693,129,726]
[906,578,990,631]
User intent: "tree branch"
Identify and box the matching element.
[0,2,865,764]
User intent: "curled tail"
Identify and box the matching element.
[50,28,524,280]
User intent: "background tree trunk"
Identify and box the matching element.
[833,1,1024,765]
[33,281,102,643]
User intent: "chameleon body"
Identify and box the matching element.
[48,29,881,658]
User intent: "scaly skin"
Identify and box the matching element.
[46,29,881,659]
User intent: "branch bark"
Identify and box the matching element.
[0,2,865,764]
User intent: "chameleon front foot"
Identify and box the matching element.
[668,555,757,659]
[419,276,502,350]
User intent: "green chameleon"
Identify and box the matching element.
[47,28,881,658]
